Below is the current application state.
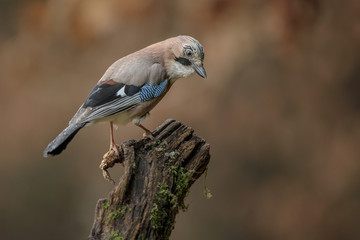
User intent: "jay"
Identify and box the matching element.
[43,35,206,157]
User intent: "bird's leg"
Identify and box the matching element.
[133,113,154,139]
[109,122,120,154]
[134,123,154,139]
[137,123,154,138]
[99,122,123,184]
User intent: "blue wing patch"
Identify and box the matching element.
[140,79,168,102]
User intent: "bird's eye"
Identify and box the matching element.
[185,49,193,57]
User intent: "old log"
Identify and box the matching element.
[89,119,211,240]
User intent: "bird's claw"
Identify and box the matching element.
[99,144,124,184]
[101,169,115,185]
[143,131,154,140]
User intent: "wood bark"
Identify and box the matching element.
[89,119,211,240]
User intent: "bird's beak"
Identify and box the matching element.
[191,61,207,78]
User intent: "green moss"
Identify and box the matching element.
[155,147,165,152]
[151,140,161,149]
[166,151,180,164]
[109,231,123,240]
[103,200,109,210]
[170,151,180,160]
[169,165,178,175]
[155,140,169,153]
[174,167,191,196]
[131,160,137,174]
[150,183,177,231]
[158,183,178,208]
[109,204,132,221]
[150,203,166,230]
[150,166,194,231]
[152,139,169,153]
[170,167,193,210]
[203,167,213,199]
[170,166,193,197]
[203,186,213,199]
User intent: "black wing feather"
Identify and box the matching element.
[83,83,125,108]
[71,82,144,124]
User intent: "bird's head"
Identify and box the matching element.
[166,35,206,80]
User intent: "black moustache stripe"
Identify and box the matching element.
[175,57,191,66]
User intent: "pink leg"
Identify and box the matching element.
[110,122,116,147]
[109,122,120,156]
[136,123,153,138]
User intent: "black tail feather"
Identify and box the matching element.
[43,123,86,157]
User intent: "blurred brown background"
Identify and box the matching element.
[1,0,360,239]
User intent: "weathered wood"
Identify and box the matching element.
[89,119,211,240]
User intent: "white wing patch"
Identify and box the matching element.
[116,86,127,97]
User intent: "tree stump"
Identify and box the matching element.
[89,119,211,240]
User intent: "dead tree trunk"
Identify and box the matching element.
[89,119,211,240]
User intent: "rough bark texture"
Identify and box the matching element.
[89,119,211,240]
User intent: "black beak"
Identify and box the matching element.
[191,61,207,78]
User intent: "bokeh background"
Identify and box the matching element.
[1,0,360,239]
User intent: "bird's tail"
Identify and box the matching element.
[43,122,87,157]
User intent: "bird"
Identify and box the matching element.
[43,35,206,157]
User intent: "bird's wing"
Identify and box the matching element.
[69,63,168,125]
